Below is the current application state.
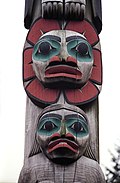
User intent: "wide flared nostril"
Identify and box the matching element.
[49,56,61,64]
[66,56,77,64]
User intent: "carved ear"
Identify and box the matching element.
[84,145,97,161]
[91,0,102,34]
[24,0,35,29]
[29,137,42,157]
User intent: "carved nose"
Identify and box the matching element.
[60,122,66,136]
[60,55,68,62]
[59,44,69,61]
[61,58,67,63]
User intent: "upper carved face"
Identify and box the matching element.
[36,105,89,164]
[32,30,93,88]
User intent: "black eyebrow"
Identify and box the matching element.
[66,36,86,42]
[40,35,61,42]
[39,113,62,121]
[64,114,87,123]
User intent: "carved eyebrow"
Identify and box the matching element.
[66,36,86,42]
[40,113,62,121]
[40,35,61,42]
[64,114,87,123]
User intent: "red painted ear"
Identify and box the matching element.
[65,20,99,45]
[90,49,102,84]
[27,18,60,45]
[23,48,35,81]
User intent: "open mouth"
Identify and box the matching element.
[45,65,82,80]
[48,138,79,153]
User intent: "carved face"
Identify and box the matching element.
[24,19,102,106]
[32,30,93,88]
[36,106,89,164]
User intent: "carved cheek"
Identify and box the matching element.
[77,134,89,147]
[32,61,47,81]
[76,135,89,156]
[77,62,93,83]
[37,133,49,148]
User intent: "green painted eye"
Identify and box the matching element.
[67,39,93,62]
[76,43,89,56]
[41,121,57,131]
[37,117,61,136]
[32,39,60,62]
[37,42,51,55]
[67,118,88,137]
[70,122,84,133]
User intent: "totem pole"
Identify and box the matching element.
[18,0,105,182]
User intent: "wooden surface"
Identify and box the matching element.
[18,0,105,182]
[23,98,99,161]
[24,0,102,33]
[19,154,105,183]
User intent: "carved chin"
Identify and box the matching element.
[47,148,79,164]
[44,78,85,89]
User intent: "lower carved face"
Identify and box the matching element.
[36,106,89,164]
[32,30,93,88]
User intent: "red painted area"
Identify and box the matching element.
[90,49,102,84]
[45,65,82,80]
[48,138,78,153]
[66,56,77,64]
[49,56,61,63]
[26,78,60,104]
[27,19,60,45]
[50,133,61,139]
[23,18,102,106]
[23,48,35,80]
[65,20,99,45]
[65,81,99,104]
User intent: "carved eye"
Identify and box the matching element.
[42,121,56,131]
[71,122,84,133]
[38,42,51,55]
[76,43,89,56]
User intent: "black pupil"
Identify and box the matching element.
[38,42,51,55]
[44,121,54,131]
[77,43,88,56]
[73,122,82,133]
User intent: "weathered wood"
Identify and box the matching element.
[23,96,99,161]
[24,0,102,33]
[19,0,105,182]
[23,18,102,108]
[83,99,99,161]
[19,154,105,183]
[22,17,102,161]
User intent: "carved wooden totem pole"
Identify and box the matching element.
[18,0,105,182]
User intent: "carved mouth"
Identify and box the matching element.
[45,65,82,80]
[48,138,79,153]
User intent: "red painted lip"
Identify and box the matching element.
[48,138,79,153]
[45,65,82,80]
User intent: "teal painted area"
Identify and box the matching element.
[37,117,61,136]
[33,39,60,62]
[67,39,93,62]
[67,118,89,137]
[37,116,88,138]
